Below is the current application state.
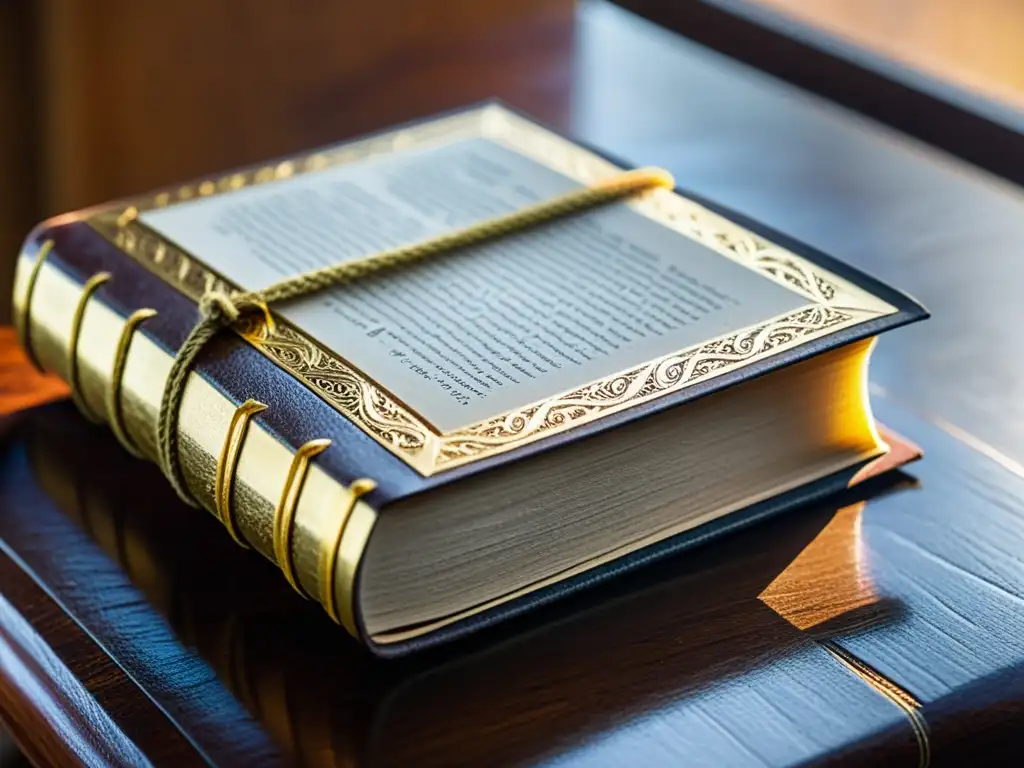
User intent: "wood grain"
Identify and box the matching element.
[0,552,206,767]
[0,408,284,766]
[0,559,150,768]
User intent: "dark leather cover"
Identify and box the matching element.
[19,103,928,653]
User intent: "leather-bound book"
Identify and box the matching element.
[10,102,927,655]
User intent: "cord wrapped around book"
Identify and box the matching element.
[10,103,927,654]
[18,164,675,631]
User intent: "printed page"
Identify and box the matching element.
[142,138,805,431]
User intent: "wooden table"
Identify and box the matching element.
[5,2,1024,765]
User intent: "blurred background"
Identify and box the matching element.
[3,0,1023,325]
[0,0,576,325]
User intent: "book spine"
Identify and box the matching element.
[12,238,375,644]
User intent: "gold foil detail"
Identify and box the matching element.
[214,399,269,547]
[274,439,332,597]
[822,642,930,768]
[252,299,276,338]
[85,104,898,475]
[16,239,55,372]
[107,308,158,457]
[320,478,377,630]
[67,272,112,422]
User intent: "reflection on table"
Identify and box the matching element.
[7,403,920,766]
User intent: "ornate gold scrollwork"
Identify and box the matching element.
[85,104,897,476]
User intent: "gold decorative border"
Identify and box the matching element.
[86,104,896,475]
[437,305,854,464]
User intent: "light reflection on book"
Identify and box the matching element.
[24,404,913,767]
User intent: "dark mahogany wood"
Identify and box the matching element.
[4,3,1024,766]
[0,555,202,768]
[5,368,1024,765]
[0,328,67,420]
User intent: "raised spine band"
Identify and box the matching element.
[214,398,269,547]
[321,477,377,631]
[16,239,55,372]
[273,438,332,597]
[107,308,158,457]
[68,272,113,422]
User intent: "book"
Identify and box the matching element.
[11,102,927,655]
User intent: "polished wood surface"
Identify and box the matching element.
[4,2,1024,765]
[3,364,1023,765]
[0,399,925,766]
[0,556,199,768]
